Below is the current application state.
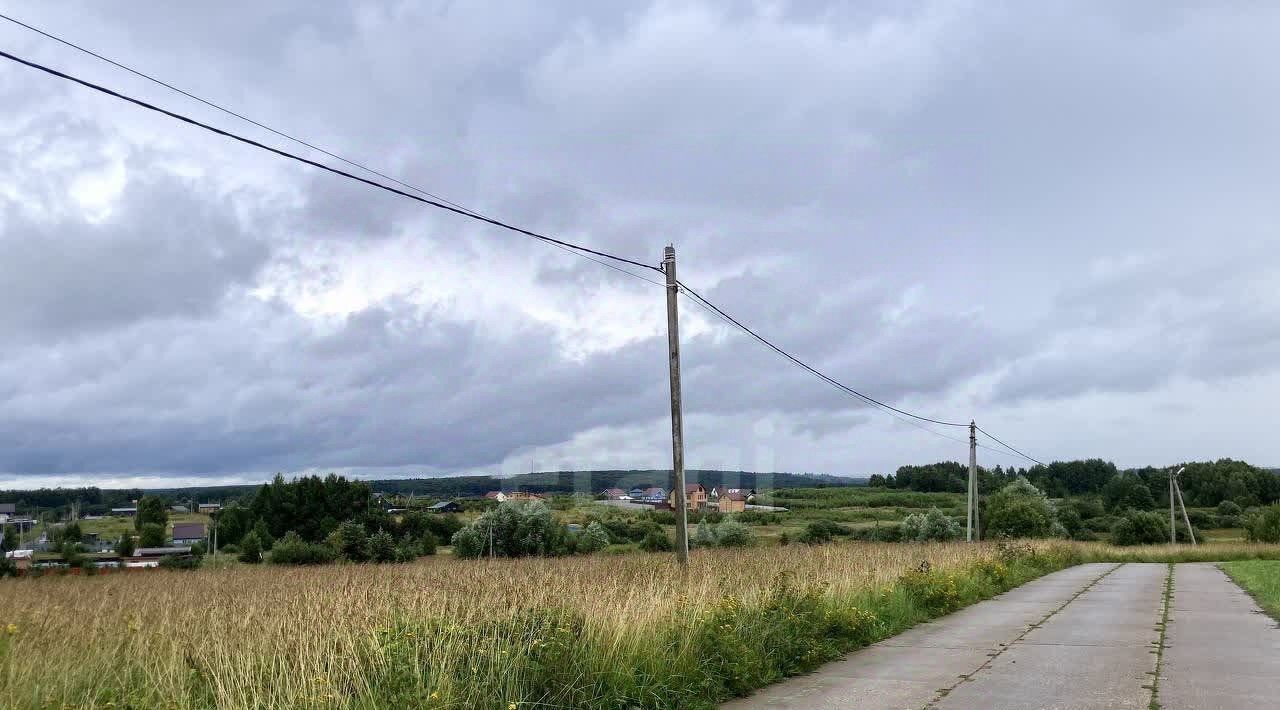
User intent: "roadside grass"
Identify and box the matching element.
[0,541,1080,709]
[1219,560,1280,620]
[1074,542,1280,564]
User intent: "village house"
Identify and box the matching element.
[0,503,15,522]
[124,547,192,569]
[483,491,544,503]
[670,483,708,510]
[707,486,755,513]
[639,487,667,503]
[171,522,207,546]
[4,549,33,573]
[427,500,462,514]
[111,507,138,517]
[599,488,630,500]
[197,503,222,514]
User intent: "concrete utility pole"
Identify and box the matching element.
[663,245,690,565]
[968,421,977,542]
[1170,469,1177,545]
[1173,467,1196,546]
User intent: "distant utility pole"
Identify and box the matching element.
[663,245,690,565]
[1172,467,1196,546]
[967,421,978,542]
[1169,469,1177,545]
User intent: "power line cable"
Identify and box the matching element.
[0,12,485,220]
[975,425,1045,466]
[676,280,969,427]
[0,47,662,275]
[0,40,1046,464]
[677,284,1048,463]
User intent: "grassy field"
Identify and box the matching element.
[0,541,1083,709]
[1220,560,1280,619]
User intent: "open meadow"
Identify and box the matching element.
[1,541,1075,709]
[6,540,1280,709]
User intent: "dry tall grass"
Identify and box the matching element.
[0,542,1023,709]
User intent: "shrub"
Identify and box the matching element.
[334,521,370,562]
[114,533,135,558]
[639,529,673,553]
[1245,504,1280,543]
[269,532,336,565]
[576,522,610,554]
[238,532,262,564]
[798,520,848,545]
[693,520,716,548]
[713,520,755,547]
[422,514,463,542]
[1084,515,1118,533]
[368,530,397,563]
[900,508,962,542]
[1217,500,1243,517]
[138,523,166,548]
[1102,474,1155,512]
[1111,510,1170,546]
[451,527,485,559]
[218,543,241,555]
[983,478,1056,539]
[452,501,570,560]
[158,555,201,571]
[899,562,961,615]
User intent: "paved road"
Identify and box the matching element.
[724,562,1280,710]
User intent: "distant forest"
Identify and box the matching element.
[871,459,1280,508]
[0,469,859,514]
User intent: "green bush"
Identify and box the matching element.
[693,519,716,548]
[639,529,673,552]
[983,478,1056,539]
[1111,510,1170,546]
[334,521,370,562]
[452,501,570,560]
[1216,500,1242,516]
[713,520,755,547]
[1245,504,1280,543]
[1083,515,1118,533]
[368,530,397,563]
[237,532,262,564]
[1102,474,1155,512]
[899,563,962,615]
[900,508,962,542]
[798,519,848,545]
[450,527,485,559]
[576,522,611,554]
[269,532,336,565]
[138,523,166,548]
[158,555,201,571]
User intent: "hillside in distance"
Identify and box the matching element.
[143,469,863,503]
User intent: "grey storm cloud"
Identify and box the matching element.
[2,1,1280,484]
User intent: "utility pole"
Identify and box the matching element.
[663,245,690,565]
[1173,468,1196,546]
[968,421,977,542]
[1169,469,1176,545]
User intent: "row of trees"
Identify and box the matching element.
[871,459,1280,510]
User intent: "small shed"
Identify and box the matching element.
[427,501,462,514]
[171,523,207,546]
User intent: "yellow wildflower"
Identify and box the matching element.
[5,623,16,635]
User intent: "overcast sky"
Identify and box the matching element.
[2,1,1278,488]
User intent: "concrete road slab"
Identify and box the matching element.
[935,643,1155,710]
[723,563,1114,709]
[935,563,1165,710]
[1161,563,1280,710]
